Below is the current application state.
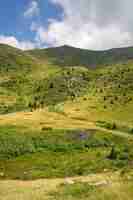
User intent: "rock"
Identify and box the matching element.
[103,169,109,172]
[0,172,4,177]
[64,178,75,185]
[92,180,108,187]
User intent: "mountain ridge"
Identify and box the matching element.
[27,44,133,67]
[1,43,133,69]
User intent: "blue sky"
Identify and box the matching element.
[0,0,63,49]
[0,1,62,43]
[0,0,133,50]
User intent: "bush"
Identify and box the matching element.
[96,121,117,130]
[41,127,53,131]
[129,127,133,134]
[48,103,65,114]
[108,147,118,160]
[119,152,129,160]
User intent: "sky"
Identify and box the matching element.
[0,0,133,50]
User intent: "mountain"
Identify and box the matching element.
[1,43,133,70]
[27,45,133,67]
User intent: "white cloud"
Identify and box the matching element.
[0,35,36,50]
[24,1,40,18]
[34,21,133,50]
[32,0,133,50]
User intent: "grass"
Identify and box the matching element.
[49,181,133,200]
[0,109,96,131]
[0,124,132,180]
[0,173,133,200]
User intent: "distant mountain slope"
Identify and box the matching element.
[1,43,133,71]
[27,45,133,67]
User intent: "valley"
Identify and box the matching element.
[0,44,133,199]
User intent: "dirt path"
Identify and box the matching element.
[95,126,133,139]
[0,172,120,200]
[0,110,132,139]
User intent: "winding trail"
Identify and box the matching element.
[0,110,132,139]
[0,172,121,200]
[95,126,133,139]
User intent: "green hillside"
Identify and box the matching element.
[0,44,60,113]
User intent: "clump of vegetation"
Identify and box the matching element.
[29,68,90,108]
[96,121,117,130]
[49,181,133,200]
[108,146,118,160]
[49,182,96,200]
[48,103,65,114]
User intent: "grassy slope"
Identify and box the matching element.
[63,61,133,125]
[0,44,61,113]
[0,44,39,75]
[0,44,37,112]
[0,123,133,180]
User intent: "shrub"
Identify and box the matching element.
[96,121,117,130]
[49,82,54,89]
[110,100,114,105]
[129,128,133,134]
[48,103,65,114]
[119,152,129,160]
[103,96,106,101]
[104,105,107,109]
[108,147,118,160]
[41,127,53,131]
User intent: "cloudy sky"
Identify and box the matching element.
[0,0,133,50]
